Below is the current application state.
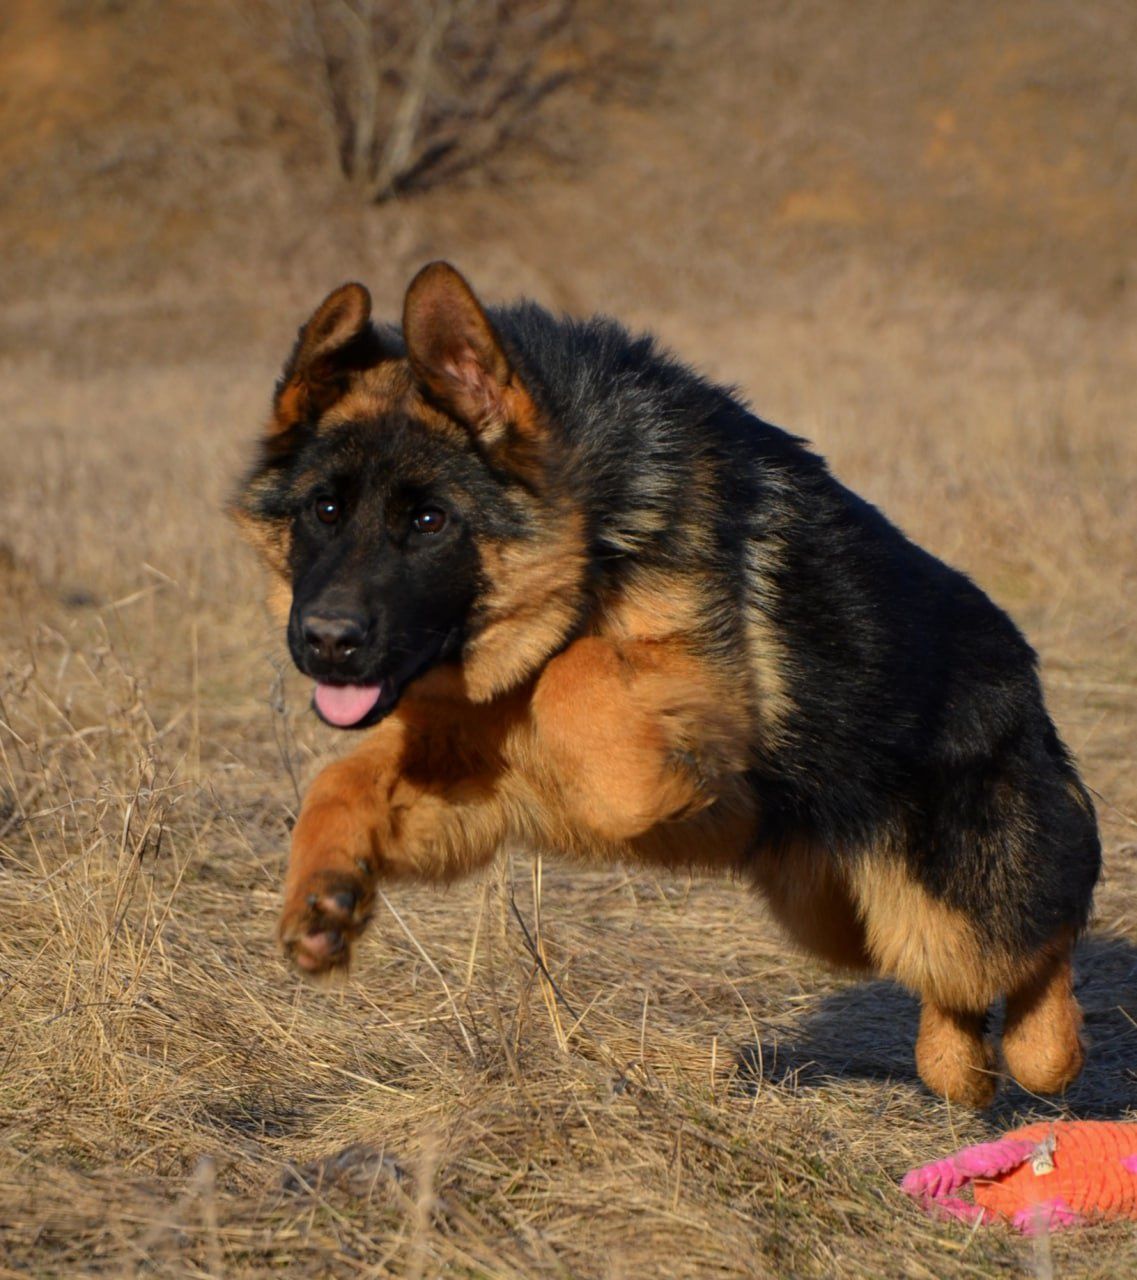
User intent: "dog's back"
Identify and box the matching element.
[494,297,1099,944]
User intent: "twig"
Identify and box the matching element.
[1087,784,1137,829]
[508,882,584,1030]
[371,0,457,199]
[268,663,303,811]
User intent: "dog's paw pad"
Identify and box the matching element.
[292,927,346,971]
[280,871,373,976]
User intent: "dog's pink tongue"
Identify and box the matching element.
[314,682,382,727]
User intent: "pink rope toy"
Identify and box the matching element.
[902,1121,1137,1234]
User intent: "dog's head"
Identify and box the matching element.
[233,263,586,727]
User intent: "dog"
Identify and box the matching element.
[233,262,1100,1107]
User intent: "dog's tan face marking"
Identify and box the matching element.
[462,506,588,702]
[271,282,376,435]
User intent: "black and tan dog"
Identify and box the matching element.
[234,262,1100,1107]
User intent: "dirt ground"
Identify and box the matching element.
[1,1,1135,1276]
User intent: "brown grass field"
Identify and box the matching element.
[1,2,1135,1276]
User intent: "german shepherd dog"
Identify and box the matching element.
[233,262,1100,1107]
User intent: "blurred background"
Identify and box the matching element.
[1,3,1135,1275]
[5,1,1135,366]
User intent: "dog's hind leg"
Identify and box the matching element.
[850,857,999,1105]
[753,849,872,971]
[1001,935,1085,1095]
[915,1000,998,1108]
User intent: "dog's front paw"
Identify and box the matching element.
[279,865,374,976]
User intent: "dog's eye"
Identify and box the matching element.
[314,497,340,525]
[412,508,447,534]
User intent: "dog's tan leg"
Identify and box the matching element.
[754,851,873,970]
[530,636,744,842]
[916,1000,998,1107]
[1002,938,1085,1095]
[278,708,510,975]
[848,857,1002,1105]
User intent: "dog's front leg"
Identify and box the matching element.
[277,713,508,975]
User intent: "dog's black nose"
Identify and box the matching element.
[302,615,366,665]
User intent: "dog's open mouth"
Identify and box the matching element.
[313,682,387,728]
[309,635,454,730]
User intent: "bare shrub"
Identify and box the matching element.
[278,0,578,201]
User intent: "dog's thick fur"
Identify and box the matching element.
[233,263,1100,1106]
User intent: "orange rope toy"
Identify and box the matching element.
[902,1121,1137,1234]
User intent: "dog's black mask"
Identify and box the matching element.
[284,415,494,729]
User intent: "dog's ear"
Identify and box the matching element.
[402,262,536,443]
[272,283,382,433]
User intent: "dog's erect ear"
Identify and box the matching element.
[272,283,380,432]
[403,262,534,440]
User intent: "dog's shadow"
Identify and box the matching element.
[738,934,1137,1119]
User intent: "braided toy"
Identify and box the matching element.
[902,1121,1137,1234]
